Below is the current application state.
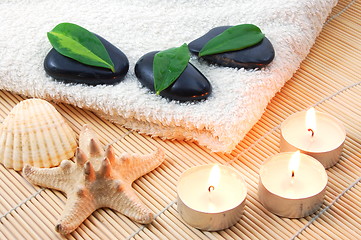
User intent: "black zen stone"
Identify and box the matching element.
[188,26,275,69]
[135,51,212,102]
[44,35,129,85]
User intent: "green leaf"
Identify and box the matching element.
[199,24,265,57]
[47,23,115,72]
[153,43,190,95]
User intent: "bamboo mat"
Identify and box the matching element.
[0,0,360,239]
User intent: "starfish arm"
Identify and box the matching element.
[117,148,165,183]
[55,187,96,235]
[104,183,154,224]
[22,160,75,192]
[79,124,104,159]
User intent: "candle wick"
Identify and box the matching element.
[308,128,314,137]
[291,170,295,178]
[208,185,215,192]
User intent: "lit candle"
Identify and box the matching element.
[177,164,247,231]
[280,108,346,168]
[258,152,328,218]
[207,164,220,212]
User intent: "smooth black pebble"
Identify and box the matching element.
[44,34,129,85]
[188,26,275,69]
[135,51,212,101]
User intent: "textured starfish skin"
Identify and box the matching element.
[23,124,165,235]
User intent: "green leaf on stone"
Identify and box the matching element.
[199,24,265,57]
[153,43,190,95]
[47,23,115,72]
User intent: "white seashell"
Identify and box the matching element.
[0,98,77,170]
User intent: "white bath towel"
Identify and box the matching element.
[0,0,337,152]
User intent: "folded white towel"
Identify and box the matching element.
[0,0,337,152]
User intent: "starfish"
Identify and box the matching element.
[23,124,165,235]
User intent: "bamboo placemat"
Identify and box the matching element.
[0,0,360,239]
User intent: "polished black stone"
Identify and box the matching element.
[188,26,275,69]
[44,35,129,85]
[135,51,212,101]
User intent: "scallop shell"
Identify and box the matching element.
[0,98,77,170]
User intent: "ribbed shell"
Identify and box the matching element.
[0,99,77,170]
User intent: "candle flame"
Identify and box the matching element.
[208,164,220,191]
[288,151,300,178]
[306,107,317,136]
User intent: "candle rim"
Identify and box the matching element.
[177,164,247,214]
[177,194,247,215]
[281,110,346,153]
[281,110,346,135]
[259,152,328,199]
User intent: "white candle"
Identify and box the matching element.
[280,108,346,168]
[258,152,328,218]
[177,164,247,231]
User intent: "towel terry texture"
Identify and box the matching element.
[0,0,337,152]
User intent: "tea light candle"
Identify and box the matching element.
[280,108,346,168]
[177,164,247,231]
[258,151,328,218]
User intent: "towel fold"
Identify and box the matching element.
[0,0,337,152]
